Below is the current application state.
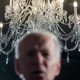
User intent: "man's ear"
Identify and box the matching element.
[14,59,20,76]
[54,59,61,76]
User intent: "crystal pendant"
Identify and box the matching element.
[67,52,69,63]
[78,44,80,52]
[6,56,9,64]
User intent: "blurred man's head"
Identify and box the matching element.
[14,30,62,80]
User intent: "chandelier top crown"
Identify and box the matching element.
[5,0,67,30]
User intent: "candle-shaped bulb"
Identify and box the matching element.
[73,1,78,7]
[59,0,64,12]
[0,22,3,28]
[73,1,78,21]
[60,0,64,4]
[33,7,37,14]
[10,0,12,7]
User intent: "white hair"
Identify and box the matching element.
[15,30,62,59]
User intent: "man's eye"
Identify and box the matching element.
[27,51,35,57]
[42,51,49,58]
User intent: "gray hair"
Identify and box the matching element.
[15,30,62,59]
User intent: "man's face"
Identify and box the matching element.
[15,34,61,80]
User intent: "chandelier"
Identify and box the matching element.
[0,0,80,64]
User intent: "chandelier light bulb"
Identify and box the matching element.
[34,7,37,11]
[33,7,37,14]
[10,0,13,8]
[60,0,64,4]
[73,1,78,20]
[0,22,3,28]
[73,1,78,7]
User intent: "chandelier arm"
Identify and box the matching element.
[59,34,76,41]
[57,25,68,35]
[60,21,73,26]
[1,25,17,50]
[14,9,32,27]
[1,25,25,54]
[1,46,14,55]
[62,40,80,52]
[1,35,14,50]
[57,25,77,37]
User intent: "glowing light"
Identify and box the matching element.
[73,1,78,7]
[0,22,3,28]
[60,0,64,4]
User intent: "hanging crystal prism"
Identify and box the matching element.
[67,52,70,63]
[6,56,9,64]
[64,40,67,52]
[78,44,80,52]
[0,42,2,55]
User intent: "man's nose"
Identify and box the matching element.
[34,52,44,65]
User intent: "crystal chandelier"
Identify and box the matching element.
[0,0,80,64]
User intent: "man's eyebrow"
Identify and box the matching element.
[40,48,49,52]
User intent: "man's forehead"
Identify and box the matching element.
[18,34,55,55]
[19,33,57,55]
[20,33,53,46]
